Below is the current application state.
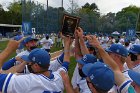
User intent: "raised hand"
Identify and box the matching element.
[87,35,101,48]
[76,27,84,39]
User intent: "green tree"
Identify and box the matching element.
[79,3,100,33]
[115,5,140,32]
[7,1,22,24]
[99,12,116,33]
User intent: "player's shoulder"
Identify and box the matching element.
[16,50,29,57]
[118,79,134,93]
[52,71,61,79]
[133,64,140,73]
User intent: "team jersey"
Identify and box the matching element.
[2,48,64,73]
[49,53,64,72]
[16,50,30,57]
[123,62,140,74]
[71,64,91,93]
[132,64,140,74]
[1,50,30,70]
[0,62,68,93]
[108,80,136,93]
[108,70,135,93]
[40,38,53,49]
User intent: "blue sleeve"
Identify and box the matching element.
[57,53,64,64]
[99,59,104,63]
[62,62,69,71]
[0,74,8,91]
[2,58,16,70]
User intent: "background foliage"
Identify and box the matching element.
[0,1,140,34]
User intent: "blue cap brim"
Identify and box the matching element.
[105,49,112,53]
[76,59,85,65]
[82,63,94,76]
[128,70,140,86]
[21,55,31,62]
[24,38,38,45]
[129,50,138,54]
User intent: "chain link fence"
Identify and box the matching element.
[22,0,64,34]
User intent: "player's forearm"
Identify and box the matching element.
[79,37,89,55]
[2,57,16,70]
[15,62,27,73]
[64,44,70,63]
[0,47,15,68]
[0,39,21,68]
[64,82,75,93]
[75,37,82,59]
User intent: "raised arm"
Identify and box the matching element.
[77,27,89,55]
[60,71,74,93]
[0,37,25,68]
[63,36,72,63]
[87,35,126,86]
[75,29,82,60]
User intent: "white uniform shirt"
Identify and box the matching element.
[40,38,54,49]
[71,64,91,93]
[135,38,140,44]
[2,67,66,93]
[123,62,140,74]
[16,50,30,57]
[108,70,135,93]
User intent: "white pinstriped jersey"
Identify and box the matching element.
[108,71,136,93]
[71,64,91,93]
[123,62,140,74]
[2,68,66,93]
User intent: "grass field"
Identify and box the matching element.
[0,40,77,80]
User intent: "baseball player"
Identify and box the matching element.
[1,36,63,74]
[87,35,137,93]
[0,36,73,93]
[124,44,140,74]
[72,28,114,93]
[40,34,54,53]
[1,37,38,72]
[0,38,24,68]
[71,41,97,93]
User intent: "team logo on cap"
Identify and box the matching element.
[32,57,36,61]
[116,49,120,53]
[83,55,87,62]
[90,74,95,80]
[130,46,134,50]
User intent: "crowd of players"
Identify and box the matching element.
[0,27,140,93]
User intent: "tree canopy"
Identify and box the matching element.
[0,1,140,33]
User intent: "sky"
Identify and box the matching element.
[0,0,140,14]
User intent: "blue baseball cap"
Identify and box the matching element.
[76,54,97,65]
[21,48,50,67]
[128,70,140,86]
[82,62,114,91]
[129,45,140,54]
[23,37,38,45]
[86,42,93,48]
[106,44,128,57]
[45,34,49,37]
[14,35,23,41]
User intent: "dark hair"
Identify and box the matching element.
[38,64,50,70]
[129,53,137,61]
[92,83,108,93]
[125,42,129,47]
[86,80,108,93]
[46,36,49,40]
